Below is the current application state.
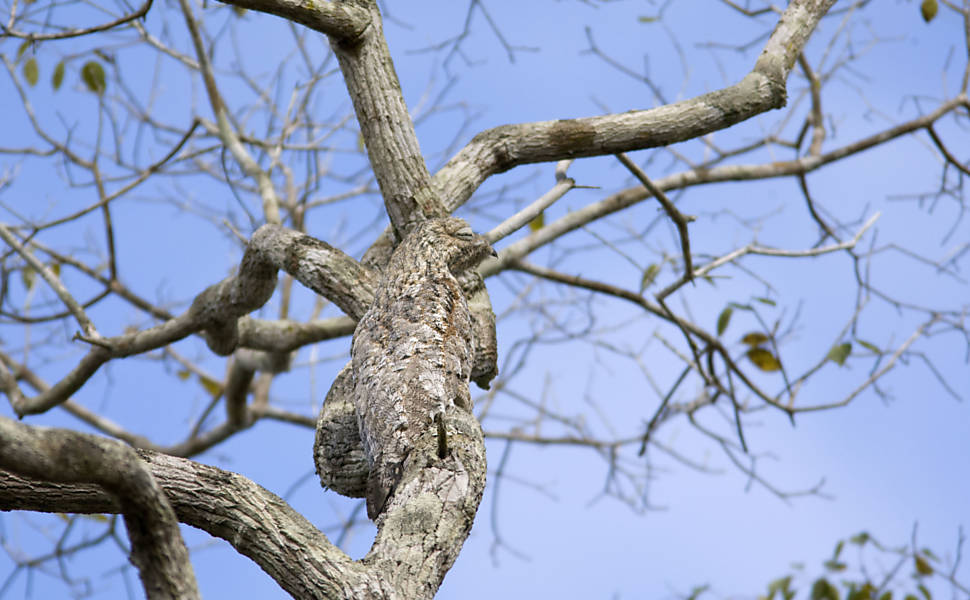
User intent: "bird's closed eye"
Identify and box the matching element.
[454,227,474,240]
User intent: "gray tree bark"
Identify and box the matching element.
[0,1,838,598]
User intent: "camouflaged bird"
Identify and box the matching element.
[351,217,497,520]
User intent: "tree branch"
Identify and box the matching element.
[435,0,838,209]
[1,0,154,41]
[0,418,485,599]
[330,0,446,235]
[479,95,965,279]
[0,418,200,600]
[0,444,367,599]
[3,224,373,416]
[216,0,370,42]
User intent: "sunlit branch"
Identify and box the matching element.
[436,0,838,208]
[485,160,575,244]
[0,418,201,599]
[481,96,964,278]
[0,450,359,599]
[215,0,370,41]
[3,225,373,416]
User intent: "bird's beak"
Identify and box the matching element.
[490,247,498,258]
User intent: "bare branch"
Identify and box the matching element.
[0,224,99,339]
[178,0,283,224]
[0,447,364,599]
[485,160,575,243]
[215,0,370,42]
[614,152,695,297]
[0,418,200,600]
[3,224,373,416]
[1,0,153,41]
[435,0,838,208]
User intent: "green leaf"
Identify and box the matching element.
[640,263,660,293]
[80,60,106,95]
[716,306,733,336]
[23,57,39,86]
[21,267,35,291]
[914,555,934,576]
[232,5,247,16]
[685,584,709,600]
[754,296,776,306]
[823,559,846,572]
[920,548,939,562]
[916,584,931,600]
[920,0,938,22]
[199,376,222,397]
[878,592,892,600]
[847,584,875,600]
[857,340,881,354]
[810,578,839,600]
[16,40,31,60]
[637,15,658,23]
[52,60,65,91]
[729,302,754,311]
[741,332,770,346]
[49,261,60,278]
[528,212,545,232]
[767,576,793,599]
[747,347,782,372]
[827,342,852,366]
[83,513,109,522]
[849,531,870,546]
[832,539,844,559]
[175,369,192,381]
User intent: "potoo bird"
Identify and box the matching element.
[351,217,497,520]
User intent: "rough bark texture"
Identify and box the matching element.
[329,1,447,236]
[0,449,373,599]
[0,0,844,598]
[315,364,369,498]
[350,218,495,520]
[0,419,200,600]
[216,0,370,41]
[432,0,838,211]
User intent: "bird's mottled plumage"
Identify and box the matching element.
[351,217,496,519]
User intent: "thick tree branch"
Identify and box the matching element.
[0,418,199,600]
[434,0,837,209]
[237,315,358,352]
[3,224,374,416]
[364,407,486,599]
[0,446,368,599]
[480,95,967,279]
[330,0,447,235]
[0,420,485,599]
[216,0,370,42]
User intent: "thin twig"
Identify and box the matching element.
[615,152,695,299]
[0,225,99,339]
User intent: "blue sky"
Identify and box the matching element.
[1,1,968,599]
